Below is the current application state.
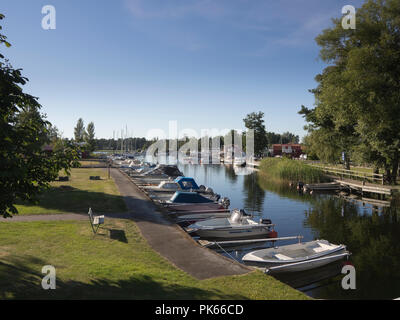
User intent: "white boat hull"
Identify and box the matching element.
[242,240,350,273]
[193,226,270,240]
[264,251,349,273]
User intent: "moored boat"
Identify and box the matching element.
[242,240,350,273]
[187,209,274,240]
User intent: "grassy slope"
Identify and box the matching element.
[0,219,309,300]
[15,168,127,215]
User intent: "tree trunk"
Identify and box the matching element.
[391,154,399,185]
[385,166,392,184]
[344,155,351,171]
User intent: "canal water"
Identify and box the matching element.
[148,157,400,299]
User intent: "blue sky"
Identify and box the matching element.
[1,0,364,139]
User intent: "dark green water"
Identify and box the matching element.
[150,157,400,299]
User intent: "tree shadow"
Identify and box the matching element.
[0,256,247,300]
[14,188,128,215]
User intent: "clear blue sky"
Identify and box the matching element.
[1,0,364,139]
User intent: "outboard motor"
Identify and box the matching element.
[198,185,206,192]
[211,193,221,202]
[219,197,230,209]
[297,181,304,191]
[205,187,214,195]
[259,218,272,225]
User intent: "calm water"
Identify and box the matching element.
[148,157,400,299]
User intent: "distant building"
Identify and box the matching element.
[272,144,303,158]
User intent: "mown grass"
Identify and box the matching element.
[15,168,127,215]
[259,158,329,184]
[0,219,309,300]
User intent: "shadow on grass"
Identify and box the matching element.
[15,188,128,215]
[108,229,128,243]
[0,256,246,300]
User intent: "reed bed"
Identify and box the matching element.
[259,158,329,184]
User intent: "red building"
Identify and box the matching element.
[272,144,303,158]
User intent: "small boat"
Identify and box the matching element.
[233,157,246,167]
[242,240,350,273]
[144,177,214,194]
[162,191,230,212]
[176,211,233,227]
[187,209,274,240]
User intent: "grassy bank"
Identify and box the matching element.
[0,219,309,300]
[259,158,329,184]
[15,168,127,215]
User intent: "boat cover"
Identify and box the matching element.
[170,191,213,203]
[174,177,199,190]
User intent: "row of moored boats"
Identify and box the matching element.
[113,156,351,274]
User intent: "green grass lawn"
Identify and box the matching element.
[15,168,127,215]
[0,219,309,300]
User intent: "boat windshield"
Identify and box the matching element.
[229,209,243,223]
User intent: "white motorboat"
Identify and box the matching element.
[233,157,246,167]
[176,211,232,226]
[242,240,350,273]
[162,191,230,212]
[144,181,181,192]
[187,209,273,240]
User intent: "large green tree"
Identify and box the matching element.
[0,15,79,217]
[74,118,85,143]
[85,121,96,152]
[243,111,268,157]
[299,0,400,181]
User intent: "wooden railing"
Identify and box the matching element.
[309,165,384,185]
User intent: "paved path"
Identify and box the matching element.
[110,168,251,280]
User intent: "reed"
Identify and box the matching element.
[259,158,329,184]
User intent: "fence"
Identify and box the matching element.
[309,165,384,185]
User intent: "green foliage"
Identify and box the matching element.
[243,111,268,156]
[299,0,400,182]
[259,158,329,183]
[0,15,80,217]
[266,131,300,146]
[85,121,96,152]
[74,118,85,143]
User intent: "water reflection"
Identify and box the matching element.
[242,173,265,213]
[303,197,400,299]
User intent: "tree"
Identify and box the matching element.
[0,15,80,217]
[85,121,96,152]
[299,0,400,181]
[281,132,300,144]
[74,118,85,143]
[243,112,268,157]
